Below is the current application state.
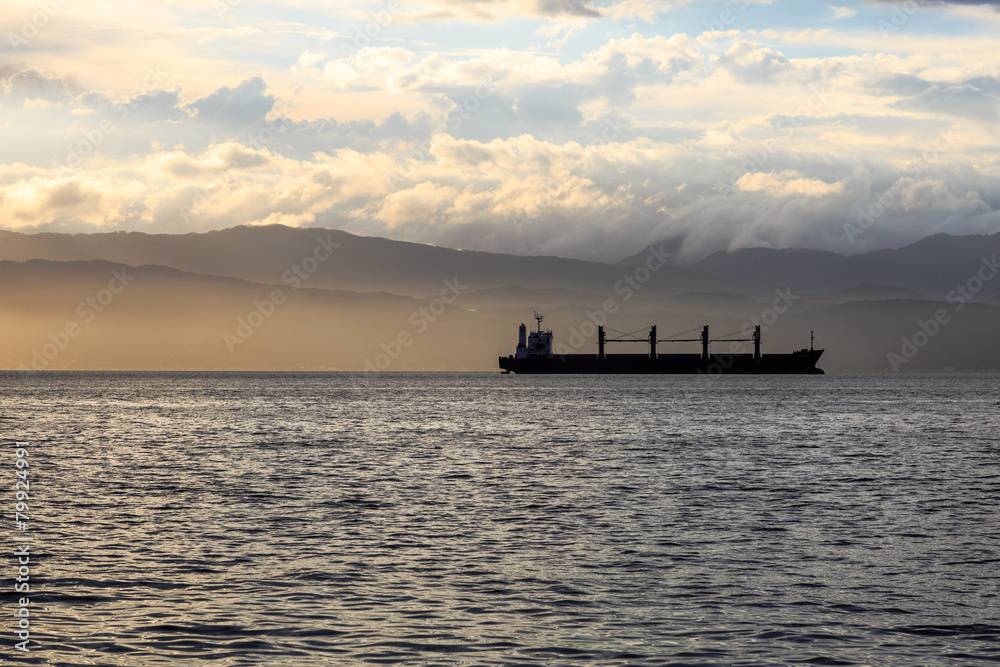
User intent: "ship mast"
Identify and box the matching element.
[533,311,544,333]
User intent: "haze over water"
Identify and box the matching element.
[4,371,998,665]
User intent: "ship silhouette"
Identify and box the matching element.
[499,313,824,374]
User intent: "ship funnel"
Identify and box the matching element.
[518,323,527,349]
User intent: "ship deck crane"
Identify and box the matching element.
[599,324,763,361]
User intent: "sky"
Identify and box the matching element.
[1,0,1000,261]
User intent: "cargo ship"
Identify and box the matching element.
[499,313,824,374]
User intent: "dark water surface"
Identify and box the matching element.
[2,372,999,665]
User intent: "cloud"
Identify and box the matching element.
[3,177,103,225]
[302,47,416,91]
[870,73,938,97]
[607,0,694,22]
[3,116,997,263]
[392,0,603,22]
[735,171,845,197]
[188,76,276,130]
[377,181,460,227]
[44,181,102,209]
[717,40,792,84]
[513,86,584,135]
[893,83,998,121]
[124,90,187,124]
[3,7,1000,261]
[828,5,857,19]
[154,143,272,180]
[1,70,73,105]
[866,0,1000,5]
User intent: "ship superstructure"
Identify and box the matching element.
[515,312,553,359]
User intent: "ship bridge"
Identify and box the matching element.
[514,312,553,359]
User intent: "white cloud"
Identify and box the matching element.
[894,83,999,121]
[828,5,856,20]
[388,0,603,23]
[297,47,416,90]
[736,171,845,197]
[607,0,693,22]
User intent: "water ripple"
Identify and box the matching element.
[1,372,998,665]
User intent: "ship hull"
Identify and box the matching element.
[499,351,824,374]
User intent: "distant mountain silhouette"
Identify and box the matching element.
[1,226,998,371]
[0,225,736,299]
[811,284,927,303]
[682,233,1000,298]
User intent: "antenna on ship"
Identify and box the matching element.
[810,330,814,351]
[533,311,544,333]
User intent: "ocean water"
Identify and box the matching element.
[2,372,999,666]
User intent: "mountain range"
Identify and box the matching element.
[1,225,998,372]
